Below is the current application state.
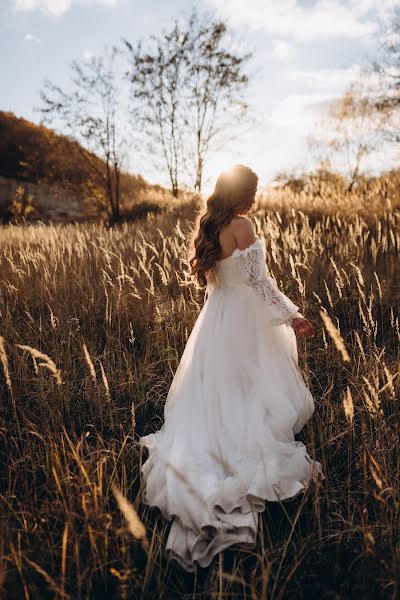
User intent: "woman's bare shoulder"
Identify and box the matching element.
[230,216,256,249]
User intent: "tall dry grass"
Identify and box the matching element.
[0,192,399,599]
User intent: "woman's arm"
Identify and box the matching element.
[232,219,314,336]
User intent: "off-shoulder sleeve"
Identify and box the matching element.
[234,239,302,326]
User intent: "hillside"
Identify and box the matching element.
[0,111,170,222]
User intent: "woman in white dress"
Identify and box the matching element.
[139,164,325,572]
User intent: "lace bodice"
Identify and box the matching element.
[206,237,302,326]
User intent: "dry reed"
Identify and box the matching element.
[0,197,398,599]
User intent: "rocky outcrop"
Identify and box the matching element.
[0,175,88,222]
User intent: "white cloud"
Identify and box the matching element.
[15,0,71,16]
[285,65,363,91]
[204,0,385,42]
[272,40,293,60]
[352,0,399,19]
[284,65,387,111]
[276,66,389,133]
[13,0,118,17]
[24,32,41,43]
[267,92,336,133]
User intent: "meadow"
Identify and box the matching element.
[0,190,399,599]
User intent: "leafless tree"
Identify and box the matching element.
[123,7,254,197]
[370,5,400,144]
[182,9,254,193]
[37,45,129,224]
[123,24,188,198]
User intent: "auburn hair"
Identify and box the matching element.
[188,164,258,288]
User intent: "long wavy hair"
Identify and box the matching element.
[189,164,258,288]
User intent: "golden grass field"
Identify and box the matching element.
[0,193,399,599]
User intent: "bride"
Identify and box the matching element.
[139,164,325,572]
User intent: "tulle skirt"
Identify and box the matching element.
[139,283,325,571]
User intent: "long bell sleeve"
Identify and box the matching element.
[236,239,302,326]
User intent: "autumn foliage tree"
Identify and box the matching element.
[306,80,388,192]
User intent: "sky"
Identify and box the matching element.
[0,0,398,195]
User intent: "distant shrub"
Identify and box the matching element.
[122,201,163,221]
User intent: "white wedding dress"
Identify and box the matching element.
[139,236,324,572]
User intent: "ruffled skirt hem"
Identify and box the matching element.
[139,434,325,572]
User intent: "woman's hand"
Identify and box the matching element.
[290,316,315,338]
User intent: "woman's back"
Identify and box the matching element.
[219,216,256,259]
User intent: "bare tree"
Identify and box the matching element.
[37,45,129,224]
[123,7,253,197]
[123,24,188,198]
[182,9,253,193]
[370,5,400,144]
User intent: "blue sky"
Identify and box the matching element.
[0,0,397,194]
